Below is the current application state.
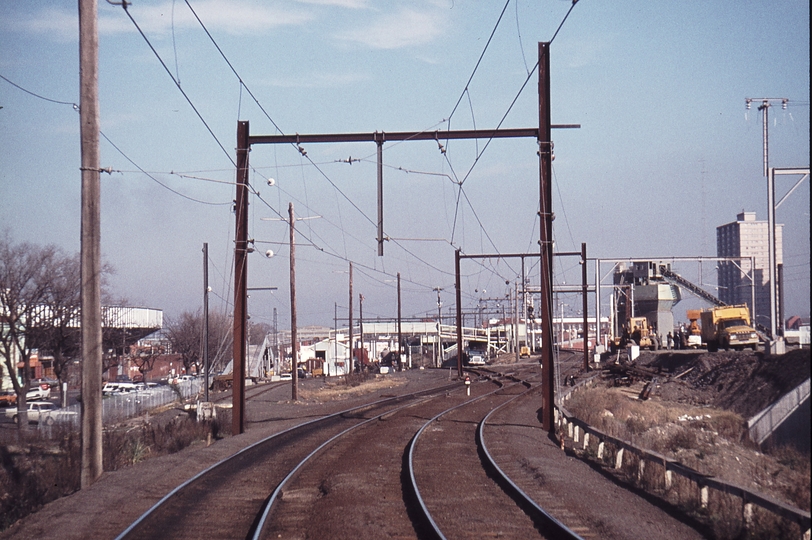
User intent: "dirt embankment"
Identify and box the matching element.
[638,348,810,418]
[574,347,811,516]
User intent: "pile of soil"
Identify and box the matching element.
[580,348,811,514]
[639,348,810,418]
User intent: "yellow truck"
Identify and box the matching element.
[700,305,760,352]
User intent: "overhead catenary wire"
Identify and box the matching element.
[0,73,78,108]
[177,0,518,273]
[179,0,522,292]
[447,0,512,124]
[4,25,467,316]
[102,132,232,206]
[127,1,570,314]
[439,2,582,283]
[1,72,231,207]
[5,28,537,320]
[121,3,236,168]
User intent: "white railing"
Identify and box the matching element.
[747,378,810,445]
[555,377,811,538]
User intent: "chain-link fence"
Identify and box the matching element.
[38,379,204,433]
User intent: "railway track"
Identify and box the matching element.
[407,372,582,539]
[116,368,582,539]
[115,381,461,540]
[113,362,702,539]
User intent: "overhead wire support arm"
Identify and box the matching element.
[246,125,579,258]
[247,127,579,146]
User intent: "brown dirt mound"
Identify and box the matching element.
[640,348,810,418]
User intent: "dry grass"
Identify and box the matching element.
[565,385,811,537]
[0,414,225,531]
[298,373,407,401]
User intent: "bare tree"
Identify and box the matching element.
[129,343,164,381]
[165,311,202,375]
[0,233,59,429]
[249,320,271,346]
[163,308,236,378]
[26,253,81,405]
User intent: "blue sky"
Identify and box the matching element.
[1,0,809,331]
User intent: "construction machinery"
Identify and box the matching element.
[700,305,760,352]
[684,310,703,348]
[612,262,680,348]
[612,316,661,352]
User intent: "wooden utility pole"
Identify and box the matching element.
[359,294,364,365]
[538,42,556,433]
[203,242,209,402]
[232,121,250,434]
[79,0,103,488]
[289,202,298,400]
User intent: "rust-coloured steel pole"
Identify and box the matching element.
[232,121,250,435]
[290,202,298,400]
[455,249,463,378]
[538,42,556,433]
[581,243,589,372]
[348,262,353,374]
[397,272,402,371]
[376,133,384,256]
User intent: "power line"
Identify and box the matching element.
[1,71,229,206]
[101,132,231,206]
[121,3,236,167]
[447,0,511,123]
[0,73,78,108]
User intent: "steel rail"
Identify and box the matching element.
[478,385,583,540]
[406,374,509,540]
[250,394,437,540]
[115,380,460,540]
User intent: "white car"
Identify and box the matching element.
[5,401,77,425]
[26,385,51,401]
[102,382,121,396]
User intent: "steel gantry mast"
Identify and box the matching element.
[538,42,556,433]
[231,41,575,436]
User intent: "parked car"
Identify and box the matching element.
[133,382,159,393]
[31,377,59,389]
[26,385,51,401]
[103,382,139,395]
[5,401,77,425]
[0,390,17,407]
[113,382,138,394]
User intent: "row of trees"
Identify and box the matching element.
[2,233,272,428]
[0,233,91,427]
